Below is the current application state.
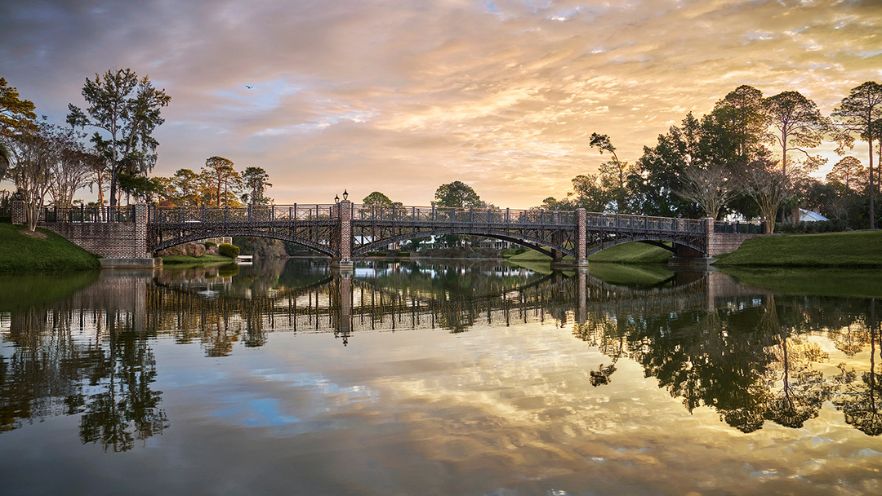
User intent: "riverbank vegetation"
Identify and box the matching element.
[161,254,234,265]
[507,242,671,264]
[714,230,882,267]
[0,223,99,272]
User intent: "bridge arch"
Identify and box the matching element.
[149,230,336,257]
[585,236,706,257]
[352,228,577,258]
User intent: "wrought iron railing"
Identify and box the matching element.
[42,206,135,223]
[585,213,707,233]
[148,204,337,224]
[713,221,764,234]
[352,205,578,226]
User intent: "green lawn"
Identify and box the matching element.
[588,242,673,263]
[0,223,100,272]
[507,242,672,264]
[714,230,882,267]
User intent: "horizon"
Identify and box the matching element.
[1,0,881,208]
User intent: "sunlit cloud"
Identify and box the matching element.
[0,0,880,206]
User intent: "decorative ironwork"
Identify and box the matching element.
[36,201,759,259]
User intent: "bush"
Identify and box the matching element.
[218,243,240,258]
[777,220,848,234]
[204,241,217,248]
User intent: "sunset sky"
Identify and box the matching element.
[1,0,881,207]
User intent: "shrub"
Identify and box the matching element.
[204,241,217,248]
[218,243,240,258]
[777,220,848,234]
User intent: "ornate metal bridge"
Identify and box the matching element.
[18,199,762,265]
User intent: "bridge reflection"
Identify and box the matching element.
[1,263,880,454]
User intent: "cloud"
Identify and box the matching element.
[0,0,880,207]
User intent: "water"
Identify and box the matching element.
[0,259,880,495]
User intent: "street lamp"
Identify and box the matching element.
[342,189,349,201]
[334,194,340,204]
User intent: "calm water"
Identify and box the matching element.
[0,259,880,495]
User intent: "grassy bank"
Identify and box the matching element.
[161,254,234,266]
[0,223,100,272]
[723,267,882,298]
[714,230,882,267]
[507,242,672,264]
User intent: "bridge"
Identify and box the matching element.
[12,198,762,267]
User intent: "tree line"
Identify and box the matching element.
[0,69,274,231]
[2,70,880,234]
[541,83,882,233]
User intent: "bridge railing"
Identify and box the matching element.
[42,206,135,223]
[352,205,577,226]
[585,213,706,233]
[149,204,337,224]
[713,221,764,234]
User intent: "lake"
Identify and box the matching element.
[0,259,880,495]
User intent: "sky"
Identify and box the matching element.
[1,0,881,208]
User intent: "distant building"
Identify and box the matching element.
[798,209,828,222]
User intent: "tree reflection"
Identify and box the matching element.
[0,302,166,451]
[832,301,882,436]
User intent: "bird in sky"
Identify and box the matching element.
[245,84,253,89]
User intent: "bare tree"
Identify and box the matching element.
[5,123,58,231]
[50,131,96,208]
[741,159,790,234]
[677,163,735,219]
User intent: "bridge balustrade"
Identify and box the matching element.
[42,206,135,223]
[585,213,706,233]
[352,204,577,226]
[148,204,336,224]
[713,221,763,234]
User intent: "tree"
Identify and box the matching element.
[832,81,882,229]
[202,156,241,207]
[5,122,58,231]
[570,174,609,212]
[67,68,171,208]
[711,85,769,164]
[763,91,828,177]
[827,157,866,192]
[632,114,704,217]
[741,158,790,234]
[362,191,394,207]
[241,167,272,206]
[434,181,482,208]
[49,130,98,208]
[590,132,631,212]
[0,77,36,137]
[171,168,202,206]
[677,163,736,219]
[0,141,9,180]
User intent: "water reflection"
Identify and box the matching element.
[1,259,881,462]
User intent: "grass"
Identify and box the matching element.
[0,223,100,272]
[722,267,882,298]
[588,242,673,263]
[507,242,672,264]
[161,254,234,265]
[714,230,882,267]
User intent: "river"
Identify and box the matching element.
[0,259,880,495]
